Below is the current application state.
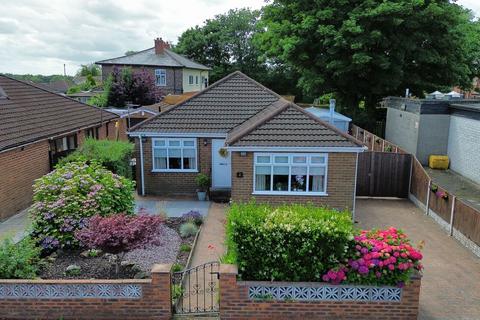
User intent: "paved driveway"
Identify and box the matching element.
[356,198,480,320]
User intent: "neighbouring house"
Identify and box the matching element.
[67,90,103,104]
[305,105,352,133]
[129,72,365,211]
[384,96,480,184]
[106,106,158,141]
[36,79,73,94]
[96,38,210,95]
[0,75,119,221]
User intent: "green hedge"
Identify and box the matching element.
[59,138,134,178]
[224,202,354,281]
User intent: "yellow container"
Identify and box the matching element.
[429,155,449,169]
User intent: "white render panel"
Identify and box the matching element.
[447,116,480,184]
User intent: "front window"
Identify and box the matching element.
[155,69,166,86]
[254,153,328,194]
[85,127,100,139]
[152,138,197,172]
[188,75,194,85]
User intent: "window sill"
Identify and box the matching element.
[252,191,328,197]
[151,169,198,173]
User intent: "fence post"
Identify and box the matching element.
[355,126,359,139]
[425,179,431,216]
[449,196,456,236]
[382,140,385,152]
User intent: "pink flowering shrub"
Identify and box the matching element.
[30,161,135,250]
[322,228,423,287]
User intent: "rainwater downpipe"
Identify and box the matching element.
[139,135,145,196]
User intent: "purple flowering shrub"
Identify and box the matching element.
[182,210,203,226]
[30,161,135,250]
[75,214,164,275]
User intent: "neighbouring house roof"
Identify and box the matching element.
[144,92,197,113]
[304,106,352,122]
[0,75,118,152]
[36,79,73,94]
[95,48,210,71]
[106,107,158,118]
[130,71,363,150]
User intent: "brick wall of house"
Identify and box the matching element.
[231,152,357,210]
[135,137,212,196]
[101,65,184,95]
[0,121,118,221]
[0,264,172,320]
[219,265,421,320]
[0,141,50,221]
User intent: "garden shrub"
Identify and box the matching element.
[225,202,354,281]
[75,214,164,275]
[179,222,199,238]
[59,138,134,178]
[30,161,135,250]
[182,210,203,226]
[322,228,423,287]
[0,237,41,279]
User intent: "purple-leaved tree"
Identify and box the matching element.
[75,214,164,275]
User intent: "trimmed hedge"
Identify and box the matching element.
[59,138,134,178]
[224,202,354,281]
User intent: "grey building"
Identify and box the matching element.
[384,97,480,184]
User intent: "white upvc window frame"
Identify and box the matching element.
[188,75,194,85]
[253,153,328,196]
[155,69,167,86]
[151,138,198,173]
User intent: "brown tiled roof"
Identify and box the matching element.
[0,75,118,152]
[131,71,281,133]
[130,71,362,149]
[226,102,362,148]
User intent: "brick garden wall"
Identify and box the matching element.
[219,265,421,320]
[136,137,212,196]
[231,152,357,210]
[0,264,172,320]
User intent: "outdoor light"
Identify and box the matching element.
[240,151,247,157]
[203,138,208,146]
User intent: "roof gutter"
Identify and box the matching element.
[225,146,367,153]
[128,132,227,138]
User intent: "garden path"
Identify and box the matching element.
[0,208,30,243]
[356,198,480,320]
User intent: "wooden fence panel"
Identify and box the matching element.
[454,200,480,247]
[410,159,428,204]
[428,185,452,223]
[356,152,411,198]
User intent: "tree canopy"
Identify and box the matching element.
[256,0,480,123]
[174,8,306,99]
[76,63,101,77]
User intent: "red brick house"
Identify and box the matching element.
[0,75,119,221]
[96,38,210,95]
[129,72,365,211]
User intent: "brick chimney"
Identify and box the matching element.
[154,38,170,54]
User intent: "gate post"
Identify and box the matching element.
[449,196,456,236]
[425,179,431,216]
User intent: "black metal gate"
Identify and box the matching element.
[171,261,220,315]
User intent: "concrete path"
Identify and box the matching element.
[134,194,211,217]
[0,208,30,243]
[425,167,480,211]
[356,198,480,320]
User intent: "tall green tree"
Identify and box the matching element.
[257,0,480,126]
[76,63,101,77]
[175,8,307,99]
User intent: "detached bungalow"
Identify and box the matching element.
[0,75,118,221]
[129,72,365,211]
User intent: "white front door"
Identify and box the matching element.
[211,139,232,189]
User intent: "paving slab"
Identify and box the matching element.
[0,208,30,243]
[356,198,480,320]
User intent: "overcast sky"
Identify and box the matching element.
[0,0,478,76]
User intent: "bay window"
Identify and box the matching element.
[152,138,197,172]
[254,153,328,195]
